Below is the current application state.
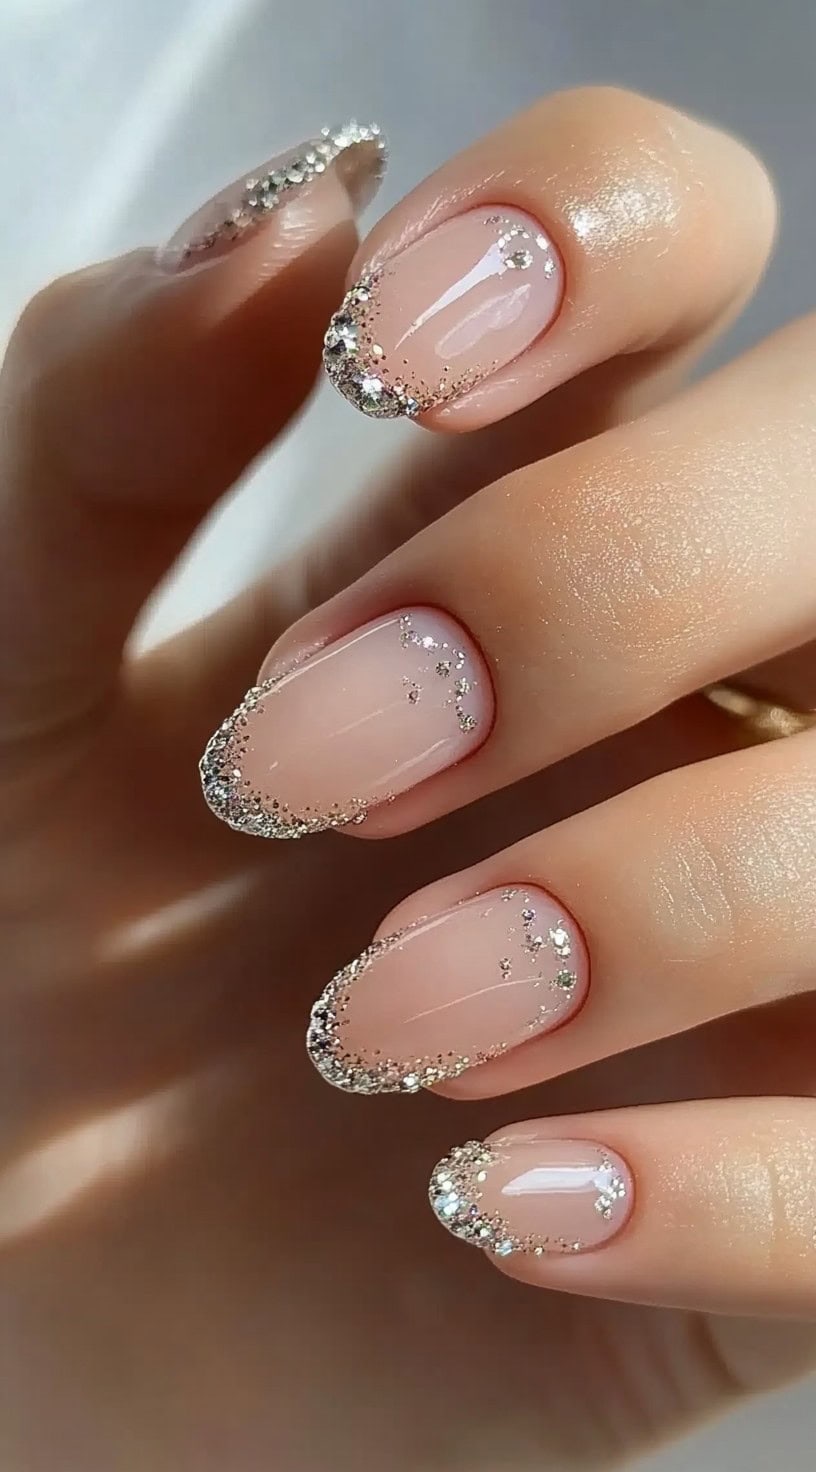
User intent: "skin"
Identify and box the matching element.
[2,87,816,1470]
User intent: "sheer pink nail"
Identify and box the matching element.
[200,608,492,839]
[159,120,386,270]
[307,887,588,1093]
[430,1138,633,1258]
[323,206,563,418]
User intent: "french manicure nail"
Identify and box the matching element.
[307,887,588,1093]
[323,206,563,418]
[159,120,387,270]
[200,607,492,839]
[430,1138,633,1258]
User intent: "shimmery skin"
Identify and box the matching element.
[305,888,580,1092]
[429,1140,627,1257]
[179,121,387,262]
[323,212,558,418]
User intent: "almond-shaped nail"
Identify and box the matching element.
[200,608,492,839]
[323,206,563,418]
[159,120,386,270]
[307,887,588,1093]
[430,1139,633,1257]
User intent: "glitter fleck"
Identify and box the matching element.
[199,667,397,840]
[178,120,387,263]
[428,1140,589,1258]
[322,209,556,419]
[398,611,480,735]
[305,886,582,1094]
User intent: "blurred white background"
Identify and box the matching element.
[2,0,814,1465]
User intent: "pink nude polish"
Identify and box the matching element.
[323,206,563,418]
[200,608,492,839]
[158,120,386,270]
[430,1138,633,1258]
[307,887,588,1093]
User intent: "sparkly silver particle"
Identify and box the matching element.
[322,210,557,419]
[595,1161,628,1219]
[306,928,493,1094]
[199,671,383,840]
[178,120,387,262]
[500,888,579,1024]
[200,611,477,841]
[429,1140,588,1257]
[398,612,479,735]
[305,888,581,1093]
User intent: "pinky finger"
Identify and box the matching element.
[430,1098,816,1317]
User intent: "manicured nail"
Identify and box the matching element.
[323,206,563,419]
[430,1138,633,1258]
[200,608,492,839]
[159,120,386,270]
[307,887,588,1093]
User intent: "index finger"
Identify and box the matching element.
[323,87,774,430]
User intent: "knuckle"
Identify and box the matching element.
[641,807,740,968]
[634,758,816,992]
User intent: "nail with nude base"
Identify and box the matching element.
[306,886,588,1093]
[159,120,387,270]
[430,1138,633,1258]
[200,607,492,840]
[323,206,563,419]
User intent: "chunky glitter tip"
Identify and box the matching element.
[429,1140,632,1258]
[199,673,373,840]
[323,208,562,419]
[200,607,491,841]
[171,120,387,266]
[306,888,587,1093]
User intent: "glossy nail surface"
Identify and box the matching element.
[159,120,386,270]
[323,206,563,418]
[430,1138,633,1257]
[307,887,588,1093]
[201,608,492,839]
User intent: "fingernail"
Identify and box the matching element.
[323,207,563,419]
[159,120,387,270]
[307,887,588,1093]
[200,607,492,839]
[430,1138,633,1258]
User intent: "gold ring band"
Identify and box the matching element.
[703,682,816,742]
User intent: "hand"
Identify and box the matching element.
[3,95,815,1472]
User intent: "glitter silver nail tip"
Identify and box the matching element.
[199,676,374,840]
[429,1141,627,1257]
[323,273,421,419]
[322,212,556,419]
[179,120,387,262]
[306,889,579,1094]
[307,927,510,1095]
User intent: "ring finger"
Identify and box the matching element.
[200,90,785,841]
[304,722,816,1098]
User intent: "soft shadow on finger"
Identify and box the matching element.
[2,695,743,1153]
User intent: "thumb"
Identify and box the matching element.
[0,123,384,758]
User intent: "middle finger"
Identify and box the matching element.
[202,310,816,841]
